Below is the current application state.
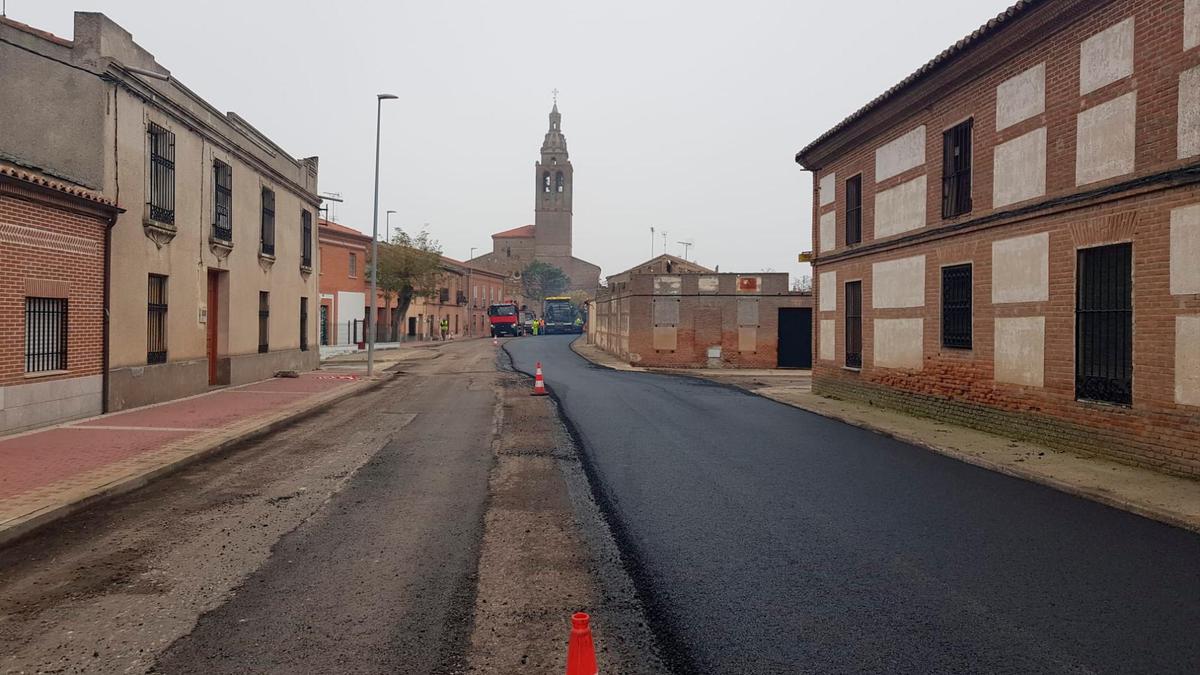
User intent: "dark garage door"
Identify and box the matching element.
[777,307,812,368]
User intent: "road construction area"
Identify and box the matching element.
[0,338,660,674]
[508,335,1200,675]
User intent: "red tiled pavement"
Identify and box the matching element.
[0,372,363,503]
[0,428,194,500]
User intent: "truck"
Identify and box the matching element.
[487,302,521,337]
[542,296,582,335]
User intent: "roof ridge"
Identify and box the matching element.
[796,0,1045,163]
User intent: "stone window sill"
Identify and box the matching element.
[841,366,862,373]
[24,369,70,379]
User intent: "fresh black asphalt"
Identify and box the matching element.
[506,335,1200,675]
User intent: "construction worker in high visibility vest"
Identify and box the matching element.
[440,316,449,341]
[532,317,540,336]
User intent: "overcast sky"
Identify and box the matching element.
[15,0,1012,281]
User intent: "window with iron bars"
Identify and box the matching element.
[213,160,233,241]
[261,187,276,256]
[439,287,450,304]
[1076,243,1132,405]
[301,210,313,268]
[300,297,309,352]
[147,274,168,364]
[942,119,973,219]
[147,124,176,225]
[845,174,862,245]
[25,297,68,373]
[258,291,270,353]
[941,264,972,349]
[845,281,862,368]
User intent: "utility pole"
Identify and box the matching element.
[467,248,476,336]
[650,226,655,258]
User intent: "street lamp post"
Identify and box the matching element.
[368,93,398,378]
[468,247,477,335]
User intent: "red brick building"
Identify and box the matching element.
[796,0,1200,475]
[589,255,814,368]
[0,163,119,434]
[317,219,371,347]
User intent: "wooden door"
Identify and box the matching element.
[207,270,219,385]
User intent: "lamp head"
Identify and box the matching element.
[378,93,398,100]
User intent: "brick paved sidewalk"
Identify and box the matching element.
[0,369,380,546]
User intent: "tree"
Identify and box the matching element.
[521,261,569,302]
[792,274,813,294]
[373,229,443,338]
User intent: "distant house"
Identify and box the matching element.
[795,0,1200,475]
[589,255,813,368]
[317,220,372,348]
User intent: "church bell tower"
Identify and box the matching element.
[534,97,573,259]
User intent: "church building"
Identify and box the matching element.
[469,101,601,294]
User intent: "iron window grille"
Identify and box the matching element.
[301,210,313,268]
[942,119,973,219]
[1076,244,1132,405]
[25,297,68,373]
[261,187,276,256]
[147,124,176,225]
[258,291,270,354]
[845,175,862,245]
[941,264,973,349]
[845,281,863,368]
[213,160,233,241]
[300,297,309,352]
[439,288,450,303]
[147,274,168,364]
[456,290,467,305]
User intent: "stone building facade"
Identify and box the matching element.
[1,13,321,412]
[469,103,601,295]
[589,256,813,368]
[796,0,1200,475]
[0,163,120,433]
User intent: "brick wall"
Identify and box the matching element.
[0,192,107,386]
[801,0,1200,475]
[591,272,813,368]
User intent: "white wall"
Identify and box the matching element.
[875,175,927,237]
[1076,92,1137,186]
[875,126,925,182]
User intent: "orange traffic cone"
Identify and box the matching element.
[564,612,598,675]
[493,335,499,346]
[532,362,548,396]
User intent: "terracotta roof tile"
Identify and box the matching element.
[0,162,116,207]
[796,0,1043,164]
[318,218,372,241]
[0,16,73,47]
[492,224,536,238]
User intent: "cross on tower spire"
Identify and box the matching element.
[552,88,560,105]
